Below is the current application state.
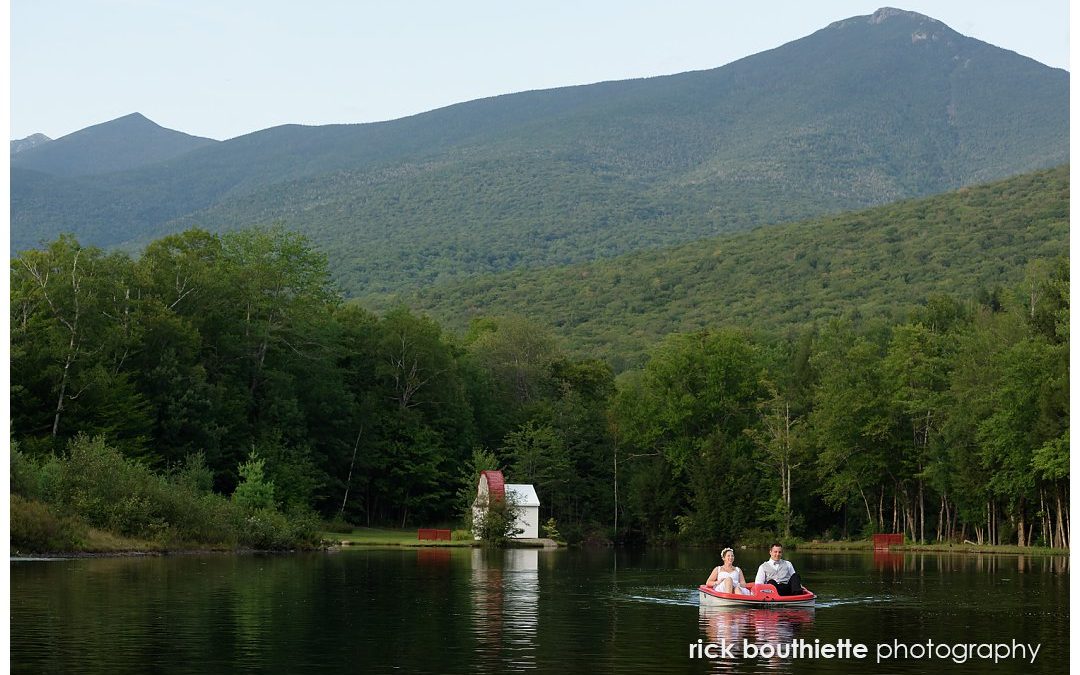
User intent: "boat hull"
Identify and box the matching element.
[698,583,816,607]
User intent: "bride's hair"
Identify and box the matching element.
[721,547,734,559]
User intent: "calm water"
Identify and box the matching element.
[10,548,1069,674]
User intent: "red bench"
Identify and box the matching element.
[417,528,451,541]
[872,533,903,549]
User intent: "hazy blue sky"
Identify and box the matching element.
[10,1,1071,141]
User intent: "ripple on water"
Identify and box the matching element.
[618,585,704,606]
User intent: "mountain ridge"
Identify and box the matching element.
[11,112,219,178]
[11,8,1069,299]
[10,133,52,155]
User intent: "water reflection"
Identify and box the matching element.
[470,549,540,670]
[872,550,903,572]
[698,605,815,672]
[416,547,452,567]
[10,549,1069,673]
[853,549,1073,580]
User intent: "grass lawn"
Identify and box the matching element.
[323,527,479,547]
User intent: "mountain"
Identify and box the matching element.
[391,166,1069,369]
[10,133,52,155]
[11,8,1068,296]
[10,113,218,177]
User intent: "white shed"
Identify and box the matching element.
[505,483,540,538]
[472,470,541,539]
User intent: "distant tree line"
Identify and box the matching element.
[9,228,1069,548]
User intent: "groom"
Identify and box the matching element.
[754,542,803,596]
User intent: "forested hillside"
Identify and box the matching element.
[12,8,1068,297]
[8,7,1069,554]
[391,166,1069,369]
[10,226,1068,550]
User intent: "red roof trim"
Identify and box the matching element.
[481,470,505,502]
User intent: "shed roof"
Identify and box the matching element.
[479,470,505,501]
[505,483,540,507]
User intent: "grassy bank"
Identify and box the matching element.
[324,527,479,548]
[323,527,564,548]
[11,490,321,557]
[791,540,1069,556]
[11,436,321,555]
[10,525,239,557]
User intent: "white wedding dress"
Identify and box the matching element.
[713,566,752,595]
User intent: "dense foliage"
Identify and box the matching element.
[606,268,1069,547]
[393,166,1069,370]
[10,216,1068,549]
[10,436,321,552]
[12,10,1067,299]
[9,228,615,543]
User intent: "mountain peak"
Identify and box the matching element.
[117,111,152,122]
[869,7,939,25]
[10,133,52,155]
[828,6,949,32]
[94,112,162,131]
[11,113,218,177]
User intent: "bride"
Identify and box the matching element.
[705,547,752,595]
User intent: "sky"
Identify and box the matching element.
[8,1,1072,141]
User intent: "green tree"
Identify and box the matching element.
[468,315,559,406]
[502,421,572,520]
[233,450,276,511]
[455,447,500,521]
[11,236,153,457]
[883,322,954,543]
[810,322,892,533]
[745,384,807,538]
[613,330,766,542]
[977,337,1065,546]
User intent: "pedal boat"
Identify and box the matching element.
[698,582,816,607]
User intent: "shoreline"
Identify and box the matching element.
[13,540,1065,559]
[10,532,566,558]
[10,546,320,560]
[791,541,1069,556]
[329,536,563,550]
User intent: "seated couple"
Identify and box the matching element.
[705,542,804,597]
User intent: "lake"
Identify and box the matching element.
[10,547,1069,673]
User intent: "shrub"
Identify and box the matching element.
[237,508,292,550]
[10,446,41,499]
[235,506,321,550]
[14,435,319,551]
[173,451,214,494]
[323,516,355,534]
[473,495,522,547]
[287,508,322,548]
[542,517,563,542]
[10,494,80,553]
[50,435,165,537]
[151,481,238,546]
[234,507,317,550]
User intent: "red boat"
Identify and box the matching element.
[698,582,816,607]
